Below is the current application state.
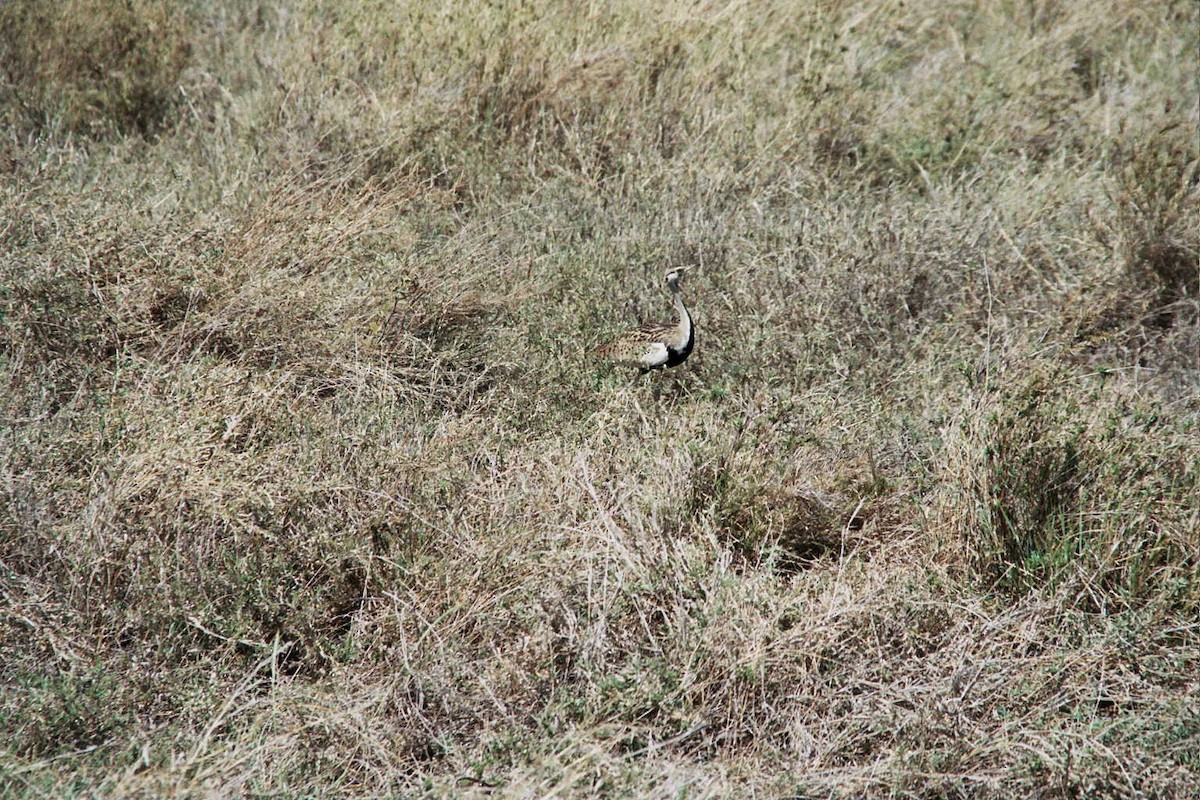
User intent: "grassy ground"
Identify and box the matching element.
[2,0,1198,797]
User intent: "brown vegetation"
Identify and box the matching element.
[2,0,1198,797]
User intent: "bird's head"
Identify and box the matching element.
[665,265,694,287]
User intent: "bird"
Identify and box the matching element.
[597,266,695,372]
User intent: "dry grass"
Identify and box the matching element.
[2,0,1198,797]
[0,0,191,137]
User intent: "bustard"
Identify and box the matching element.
[598,266,695,372]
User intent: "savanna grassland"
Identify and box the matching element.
[2,1,1199,797]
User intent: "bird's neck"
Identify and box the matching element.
[672,286,692,343]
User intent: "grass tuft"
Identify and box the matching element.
[0,0,192,137]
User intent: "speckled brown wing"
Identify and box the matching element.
[597,323,674,369]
